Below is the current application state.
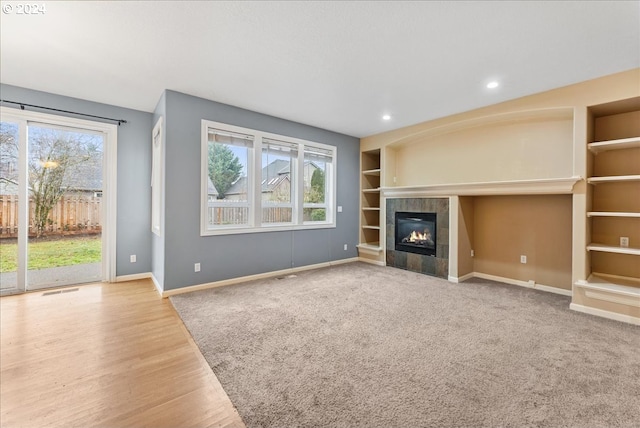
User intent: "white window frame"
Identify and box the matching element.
[201,120,337,236]
[302,145,335,225]
[151,117,163,236]
[261,138,298,226]
[202,122,255,231]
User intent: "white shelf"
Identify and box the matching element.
[587,175,640,184]
[380,177,581,197]
[362,207,380,211]
[575,274,640,300]
[362,169,381,176]
[588,136,640,154]
[586,243,640,256]
[587,212,640,218]
[362,188,381,193]
[357,243,383,255]
[362,225,380,230]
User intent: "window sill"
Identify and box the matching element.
[201,222,336,236]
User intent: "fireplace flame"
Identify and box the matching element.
[401,228,434,246]
[408,230,430,242]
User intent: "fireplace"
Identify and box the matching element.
[395,211,437,257]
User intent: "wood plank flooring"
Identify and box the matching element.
[0,279,245,428]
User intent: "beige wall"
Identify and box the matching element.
[457,196,474,277]
[472,195,573,290]
[594,110,640,141]
[392,116,574,186]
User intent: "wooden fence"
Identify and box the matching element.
[0,194,102,238]
[207,203,293,226]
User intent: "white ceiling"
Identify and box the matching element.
[1,1,638,138]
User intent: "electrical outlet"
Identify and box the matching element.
[470,249,474,257]
[344,244,348,251]
[337,206,343,213]
[520,255,527,264]
[130,255,136,263]
[194,263,201,272]
[620,237,629,248]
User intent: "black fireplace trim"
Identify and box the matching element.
[395,211,437,257]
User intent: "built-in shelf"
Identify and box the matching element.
[362,169,381,176]
[575,274,640,303]
[381,177,581,197]
[586,243,640,256]
[356,243,383,255]
[359,149,382,260]
[587,212,640,218]
[577,99,640,325]
[588,136,640,154]
[587,175,640,184]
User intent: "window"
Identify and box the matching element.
[151,117,163,236]
[201,120,336,235]
[262,139,296,225]
[303,145,333,223]
[205,127,254,228]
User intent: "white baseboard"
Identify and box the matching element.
[115,272,163,296]
[448,272,475,283]
[569,303,640,326]
[471,272,573,297]
[358,257,385,266]
[150,273,163,295]
[162,258,360,298]
[115,272,152,282]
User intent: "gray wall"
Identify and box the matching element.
[162,90,360,291]
[0,84,153,277]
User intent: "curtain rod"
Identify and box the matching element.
[0,99,128,125]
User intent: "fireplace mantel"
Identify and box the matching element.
[381,176,582,198]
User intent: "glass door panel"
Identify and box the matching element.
[0,121,21,294]
[26,124,104,290]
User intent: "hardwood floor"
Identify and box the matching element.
[0,279,245,428]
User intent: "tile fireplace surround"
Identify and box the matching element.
[386,198,449,279]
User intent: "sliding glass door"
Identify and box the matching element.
[0,108,116,295]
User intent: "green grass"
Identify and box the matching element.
[0,236,101,273]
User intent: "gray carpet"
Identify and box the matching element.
[170,262,640,428]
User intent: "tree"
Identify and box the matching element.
[208,144,243,199]
[305,168,326,221]
[0,125,101,238]
[28,129,98,237]
[0,122,19,189]
[304,168,325,204]
[310,168,325,202]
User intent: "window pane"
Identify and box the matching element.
[303,147,330,208]
[151,119,162,235]
[303,208,326,222]
[208,204,249,226]
[207,129,252,227]
[0,122,19,292]
[262,139,296,224]
[262,206,292,223]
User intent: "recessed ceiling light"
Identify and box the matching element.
[382,114,391,121]
[486,81,499,89]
